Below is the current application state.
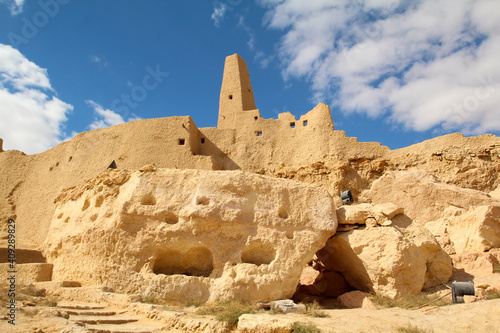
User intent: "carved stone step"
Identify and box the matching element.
[66,309,118,316]
[72,316,139,325]
[86,326,158,333]
[57,302,106,310]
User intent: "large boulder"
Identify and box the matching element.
[316,216,452,298]
[451,252,500,276]
[43,168,337,303]
[426,205,500,254]
[491,186,500,201]
[369,171,498,224]
[336,203,403,226]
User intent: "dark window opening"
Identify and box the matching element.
[178,139,185,145]
[254,116,258,121]
[303,120,308,126]
[228,95,233,100]
[201,138,205,144]
[290,122,296,128]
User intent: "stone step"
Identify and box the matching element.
[86,325,158,333]
[57,302,106,310]
[46,285,114,303]
[0,263,52,283]
[0,247,46,264]
[72,316,139,325]
[67,309,118,316]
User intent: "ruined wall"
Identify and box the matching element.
[201,54,389,172]
[0,116,218,249]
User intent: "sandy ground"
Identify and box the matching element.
[1,297,499,333]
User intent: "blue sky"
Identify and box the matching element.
[1,0,499,154]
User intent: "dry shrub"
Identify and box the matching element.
[370,293,451,309]
[196,299,254,327]
[397,324,433,333]
[303,301,329,318]
[142,295,160,304]
[292,322,321,333]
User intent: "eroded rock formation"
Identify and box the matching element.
[297,203,453,299]
[43,167,337,303]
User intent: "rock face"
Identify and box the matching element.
[451,252,500,275]
[43,168,337,303]
[426,205,500,254]
[369,171,499,224]
[316,216,452,298]
[336,203,403,226]
[337,291,376,309]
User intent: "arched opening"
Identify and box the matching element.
[153,247,214,277]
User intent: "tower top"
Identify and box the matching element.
[217,54,257,129]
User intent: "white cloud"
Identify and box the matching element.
[238,16,256,50]
[90,55,108,67]
[0,44,73,154]
[86,100,124,130]
[86,100,140,130]
[260,0,500,135]
[0,0,25,15]
[211,2,228,27]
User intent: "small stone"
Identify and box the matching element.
[338,291,376,309]
[463,295,476,303]
[272,299,302,313]
[365,218,377,228]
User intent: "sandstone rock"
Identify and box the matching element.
[370,171,498,224]
[490,186,500,201]
[373,203,404,220]
[316,220,452,298]
[298,265,320,286]
[425,217,456,254]
[336,203,401,226]
[463,295,477,303]
[336,203,374,225]
[0,263,52,283]
[451,252,500,275]
[311,271,352,298]
[337,291,376,309]
[448,206,500,254]
[388,134,500,193]
[426,205,500,254]
[43,168,337,304]
[237,314,293,333]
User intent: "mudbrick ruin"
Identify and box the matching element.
[1,54,500,332]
